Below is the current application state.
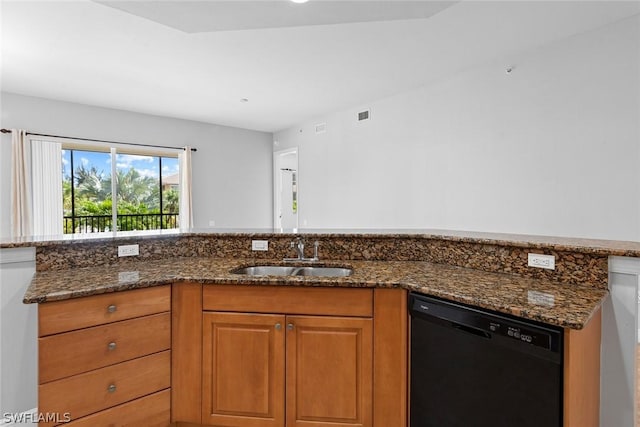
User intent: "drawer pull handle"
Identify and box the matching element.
[107,342,117,351]
[107,304,117,313]
[287,323,294,331]
[275,323,281,330]
[107,384,116,393]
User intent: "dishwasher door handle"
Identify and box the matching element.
[452,323,491,339]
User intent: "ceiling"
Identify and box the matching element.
[1,1,639,133]
[95,1,457,32]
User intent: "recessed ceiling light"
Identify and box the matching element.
[290,0,309,3]
[240,98,249,103]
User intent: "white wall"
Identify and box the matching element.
[0,248,37,420]
[274,15,640,241]
[604,257,640,427]
[0,92,273,238]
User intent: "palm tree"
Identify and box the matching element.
[74,165,110,201]
[115,168,159,210]
[64,153,179,232]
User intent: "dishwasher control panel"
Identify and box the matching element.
[410,294,560,352]
[486,321,551,349]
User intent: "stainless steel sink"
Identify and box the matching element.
[231,265,352,277]
[292,267,352,277]
[232,266,297,276]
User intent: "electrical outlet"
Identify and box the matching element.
[252,240,269,251]
[527,253,555,270]
[118,244,139,257]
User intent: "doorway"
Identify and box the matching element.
[273,148,298,231]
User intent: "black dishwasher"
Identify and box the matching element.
[409,293,563,427]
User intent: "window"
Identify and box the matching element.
[62,148,180,233]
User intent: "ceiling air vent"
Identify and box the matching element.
[358,110,370,121]
[315,123,326,134]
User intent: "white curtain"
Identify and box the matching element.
[179,146,193,230]
[31,139,62,236]
[11,129,32,237]
[10,131,62,237]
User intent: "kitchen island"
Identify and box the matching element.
[4,229,626,426]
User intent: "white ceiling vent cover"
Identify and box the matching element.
[358,110,371,121]
[315,123,327,134]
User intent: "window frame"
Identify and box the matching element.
[59,138,181,234]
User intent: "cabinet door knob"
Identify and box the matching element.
[107,304,117,313]
[275,323,282,330]
[287,323,294,331]
[107,384,117,393]
[107,342,117,351]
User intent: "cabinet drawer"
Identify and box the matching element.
[203,285,373,317]
[39,350,170,426]
[62,389,170,427]
[39,312,171,383]
[39,286,171,336]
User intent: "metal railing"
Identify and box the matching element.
[64,213,179,234]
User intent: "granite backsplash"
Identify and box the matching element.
[34,233,608,289]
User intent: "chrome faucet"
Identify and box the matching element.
[292,237,305,259]
[284,237,319,262]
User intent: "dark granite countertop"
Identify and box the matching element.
[23,257,607,330]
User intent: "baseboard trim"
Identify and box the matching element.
[0,408,38,426]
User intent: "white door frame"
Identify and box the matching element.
[273,147,298,230]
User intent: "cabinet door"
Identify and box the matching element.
[286,316,373,427]
[202,312,285,427]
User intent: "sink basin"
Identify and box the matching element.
[292,267,352,277]
[232,266,297,276]
[232,265,352,277]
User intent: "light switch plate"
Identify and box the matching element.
[527,253,555,270]
[118,244,139,257]
[251,240,269,251]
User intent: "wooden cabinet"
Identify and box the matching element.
[200,282,376,427]
[173,285,404,427]
[286,315,372,427]
[563,309,602,427]
[37,286,171,427]
[31,276,600,427]
[200,312,372,427]
[39,312,170,383]
[202,312,285,427]
[61,390,170,427]
[38,285,171,336]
